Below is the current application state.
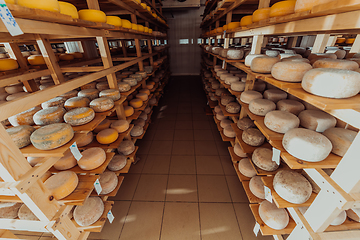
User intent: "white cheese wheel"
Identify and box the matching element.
[33,106,66,126]
[259,201,289,230]
[266,50,279,57]
[249,176,265,199]
[108,154,127,171]
[6,92,29,101]
[250,56,280,73]
[276,100,305,116]
[346,208,360,222]
[226,102,240,114]
[326,49,346,59]
[227,49,244,60]
[273,170,312,204]
[111,120,130,133]
[264,110,300,133]
[279,53,302,60]
[231,82,245,92]
[313,59,359,71]
[302,68,360,99]
[130,74,142,82]
[245,54,265,67]
[249,99,276,116]
[234,143,247,158]
[77,131,93,147]
[117,140,135,156]
[217,70,228,77]
[252,147,279,171]
[78,88,99,100]
[9,106,41,126]
[139,112,148,121]
[282,128,332,162]
[237,117,255,130]
[44,171,78,200]
[221,95,235,106]
[238,158,256,178]
[240,90,263,104]
[323,128,357,157]
[123,78,137,87]
[220,73,233,81]
[64,107,95,126]
[18,204,38,221]
[214,105,222,114]
[224,76,239,85]
[0,202,22,219]
[6,125,35,148]
[271,61,312,82]
[27,157,43,167]
[5,84,24,94]
[42,97,66,108]
[98,171,118,195]
[298,110,336,132]
[220,119,232,129]
[0,92,9,101]
[74,197,104,227]
[53,150,77,170]
[78,147,106,170]
[90,97,114,113]
[263,89,287,103]
[118,82,131,92]
[242,128,265,147]
[330,211,347,226]
[223,125,236,138]
[64,97,90,110]
[131,125,144,137]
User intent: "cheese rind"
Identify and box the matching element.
[90,98,114,112]
[44,171,78,200]
[111,120,130,133]
[276,99,305,116]
[9,107,41,126]
[108,154,127,171]
[131,125,144,137]
[77,131,93,147]
[117,140,135,156]
[129,98,143,109]
[77,147,106,170]
[298,110,336,132]
[249,176,265,199]
[238,158,256,178]
[42,97,66,108]
[99,89,121,101]
[30,123,74,150]
[312,59,359,71]
[263,89,287,103]
[96,129,119,144]
[271,61,312,82]
[78,88,99,100]
[237,117,255,130]
[18,204,38,221]
[264,110,300,134]
[240,90,263,104]
[346,208,360,222]
[323,127,357,157]
[124,106,134,117]
[64,107,95,126]
[330,211,347,226]
[53,150,77,170]
[64,97,90,110]
[6,125,35,149]
[74,197,104,227]
[223,125,236,138]
[242,128,265,147]
[33,106,66,126]
[252,147,279,171]
[0,202,22,219]
[249,99,276,116]
[234,143,247,157]
[226,102,241,114]
[98,171,118,195]
[250,56,280,73]
[259,201,289,230]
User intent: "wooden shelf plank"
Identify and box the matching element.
[90,176,124,197]
[242,181,264,204]
[233,162,251,182]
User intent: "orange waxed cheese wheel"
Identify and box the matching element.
[78,9,107,23]
[90,97,114,112]
[27,55,46,65]
[30,123,74,150]
[96,128,118,144]
[129,98,143,108]
[64,107,95,126]
[77,147,106,170]
[17,0,60,12]
[269,1,296,18]
[0,59,19,71]
[124,106,134,117]
[240,16,253,26]
[6,125,36,149]
[8,106,41,126]
[227,22,240,30]
[252,8,271,22]
[111,120,129,133]
[94,119,111,133]
[64,97,90,110]
[33,106,66,126]
[44,171,78,200]
[53,150,77,170]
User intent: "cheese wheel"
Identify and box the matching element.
[122,20,131,29]
[270,1,296,17]
[53,150,77,170]
[139,112,148,121]
[146,84,154,90]
[6,125,35,149]
[0,92,9,101]
[224,76,239,85]
[240,15,253,26]
[106,16,122,26]
[216,112,227,121]
[124,106,134,117]
[242,128,265,147]
[117,140,135,155]
[131,23,138,31]
[251,56,280,73]
[44,171,78,200]
[326,49,346,59]
[223,125,236,138]
[144,107,151,114]
[0,202,22,219]
[298,110,336,132]
[130,74,142,82]
[18,0,60,12]
[240,90,263,104]
[33,106,65,126]
[249,176,265,199]
[0,58,19,71]
[108,154,127,171]
[252,8,271,22]
[282,128,332,162]
[99,89,120,101]
[118,82,131,92]
[64,97,90,110]
[276,100,305,116]
[139,88,150,95]
[231,82,245,92]
[264,110,300,133]
[96,82,109,91]
[98,171,118,194]
[271,61,312,82]
[9,107,41,126]
[330,211,347,226]
[234,143,247,158]
[111,120,129,133]
[6,92,29,101]
[81,82,96,90]
[77,131,93,147]
[78,9,106,23]
[220,119,232,129]
[27,55,46,65]
[130,125,144,137]
[96,128,118,144]
[225,102,241,114]
[227,22,240,29]
[60,90,78,99]
[313,59,359,70]
[346,208,360,222]
[27,157,43,167]
[30,123,74,150]
[249,99,276,116]
[252,147,279,171]
[323,128,357,157]
[214,105,222,114]
[220,73,233,81]
[263,89,287,103]
[295,0,336,13]
[266,50,280,57]
[129,98,143,109]
[78,147,106,170]
[64,107,95,126]
[245,54,266,67]
[238,158,256,178]
[133,118,146,127]
[59,1,78,18]
[123,78,137,87]
[221,95,235,106]
[59,54,74,61]
[273,170,312,204]
[136,71,147,78]
[18,204,38,221]
[5,84,24,94]
[227,49,244,60]
[253,81,266,92]
[78,88,99,100]
[237,117,255,130]
[90,97,114,113]
[74,197,104,227]
[42,97,66,108]
[136,93,148,102]
[259,201,289,230]
[94,119,111,134]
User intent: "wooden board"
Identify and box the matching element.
[325,218,360,232]
[233,162,251,182]
[228,146,242,163]
[213,117,235,142]
[90,176,124,197]
[242,181,264,204]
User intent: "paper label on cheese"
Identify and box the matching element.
[107,210,114,223]
[264,186,273,203]
[94,179,102,195]
[0,0,23,36]
[272,147,281,165]
[222,60,226,69]
[70,142,83,161]
[223,30,226,39]
[253,222,260,236]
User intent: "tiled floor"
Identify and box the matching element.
[16,76,271,240]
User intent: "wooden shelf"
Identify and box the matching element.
[218,102,240,117]
[213,117,235,142]
[90,176,124,197]
[228,146,242,163]
[112,160,132,174]
[233,162,251,182]
[242,181,264,204]
[72,113,107,133]
[127,110,142,120]
[125,146,139,161]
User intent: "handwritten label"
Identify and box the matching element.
[70,142,83,161]
[0,0,23,36]
[107,210,115,223]
[94,179,102,195]
[264,186,273,203]
[253,222,260,236]
[272,147,281,165]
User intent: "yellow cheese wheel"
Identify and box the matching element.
[141,3,147,9]
[30,123,74,150]
[94,119,111,133]
[64,107,95,126]
[111,119,129,133]
[295,0,334,13]
[223,25,228,31]
[9,106,41,126]
[78,9,106,23]
[240,16,253,26]
[270,1,296,17]
[131,23,138,31]
[53,150,77,170]
[6,125,35,149]
[77,131,93,147]
[64,97,90,110]
[96,128,118,144]
[59,53,74,61]
[5,0,16,3]
[216,27,223,33]
[33,106,66,126]
[17,0,60,12]
[137,25,145,32]
[227,22,240,30]
[99,89,120,101]
[77,147,106,170]
[106,16,122,27]
[129,98,143,108]
[27,55,46,65]
[136,93,148,101]
[58,1,78,18]
[149,29,153,34]
[122,19,132,29]
[146,6,151,11]
[144,27,149,33]
[44,171,78,200]
[69,52,83,59]
[139,88,150,95]
[90,97,114,112]
[124,106,134,117]
[252,8,271,22]
[0,59,19,71]
[78,88,99,100]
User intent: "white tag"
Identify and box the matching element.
[222,60,226,69]
[253,222,260,236]
[0,1,23,36]
[94,179,102,195]
[107,210,115,223]
[223,30,226,39]
[272,147,281,165]
[264,186,273,203]
[70,142,83,161]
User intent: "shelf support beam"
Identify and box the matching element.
[312,34,330,53]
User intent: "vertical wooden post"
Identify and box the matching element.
[311,34,330,53]
[121,40,128,57]
[145,22,154,66]
[286,36,298,48]
[250,35,264,54]
[222,11,232,70]
[131,14,144,71]
[350,34,360,53]
[258,0,270,8]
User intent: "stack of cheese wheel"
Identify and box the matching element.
[98,171,118,195]
[108,154,127,171]
[0,202,22,219]
[90,97,114,112]
[9,107,41,126]
[64,107,95,126]
[96,128,118,144]
[53,150,77,170]
[259,201,289,230]
[252,147,279,171]
[249,176,265,199]
[74,197,104,226]
[77,147,106,170]
[30,123,74,150]
[33,107,66,126]
[6,125,35,148]
[44,171,78,200]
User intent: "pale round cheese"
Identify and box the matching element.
[227,49,244,60]
[90,97,114,113]
[144,107,151,114]
[264,110,300,133]
[251,56,280,73]
[77,147,106,170]
[313,59,359,71]
[245,54,265,67]
[263,89,287,103]
[271,61,312,82]
[226,102,241,114]
[118,82,131,92]
[326,49,346,59]
[298,110,336,132]
[81,82,96,90]
[252,147,279,171]
[131,125,144,137]
[117,140,135,155]
[217,70,228,77]
[253,81,266,92]
[346,208,360,222]
[27,157,43,167]
[249,176,265,199]
[123,78,137,87]
[42,97,66,108]
[133,118,146,127]
[136,93,148,101]
[237,117,255,130]
[249,99,276,116]
[223,125,236,138]
[77,131,93,147]
[231,82,245,92]
[64,97,90,110]
[259,201,289,230]
[220,119,232,128]
[18,204,38,221]
[242,128,265,147]
[0,202,22,219]
[215,88,228,97]
[330,211,347,226]
[238,158,256,178]
[74,197,104,227]
[111,120,130,133]
[6,125,35,149]
[108,154,127,171]
[44,171,78,200]
[323,127,357,157]
[221,95,235,106]
[273,170,312,204]
[240,90,263,104]
[266,50,279,57]
[224,76,239,85]
[64,107,95,126]
[33,106,66,126]
[276,100,305,116]
[282,128,332,162]
[78,88,99,100]
[234,143,247,158]
[214,105,222,114]
[53,150,77,170]
[139,112,148,121]
[98,171,118,195]
[9,106,41,126]
[5,84,23,94]
[6,92,29,101]
[216,111,227,121]
[130,74,142,82]
[220,73,233,81]
[96,82,109,91]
